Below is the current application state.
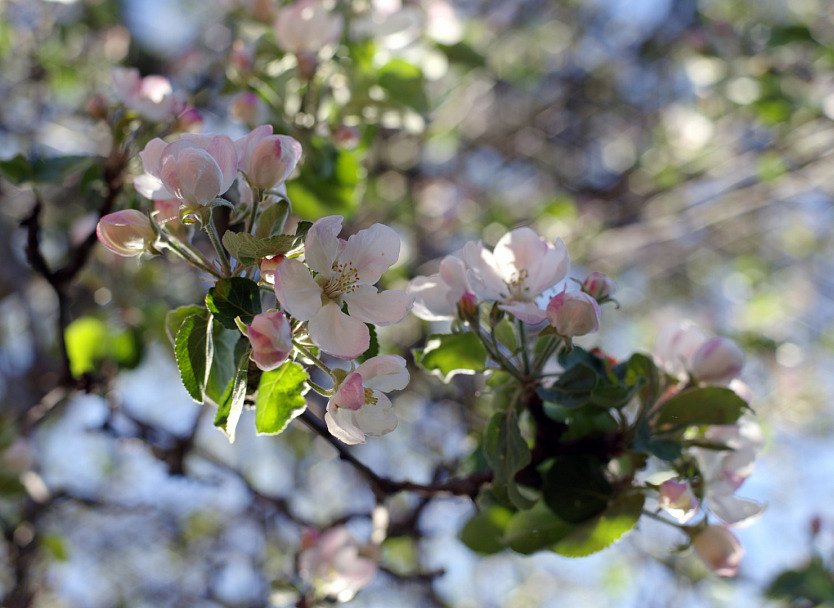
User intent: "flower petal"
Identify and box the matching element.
[353,393,397,437]
[332,373,365,411]
[274,257,322,322]
[710,494,766,527]
[340,223,400,284]
[206,134,238,195]
[407,275,456,321]
[354,355,409,392]
[139,137,168,178]
[305,215,343,276]
[463,241,507,301]
[499,301,547,324]
[325,403,366,444]
[344,284,413,326]
[307,301,369,359]
[527,237,570,296]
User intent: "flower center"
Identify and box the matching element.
[505,268,531,301]
[320,260,361,300]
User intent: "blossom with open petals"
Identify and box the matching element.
[112,67,182,122]
[298,526,378,601]
[274,216,413,359]
[235,125,302,191]
[463,227,569,324]
[135,134,237,210]
[407,254,473,321]
[325,354,408,444]
[274,0,344,55]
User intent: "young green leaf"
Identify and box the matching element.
[205,322,244,406]
[654,387,748,429]
[460,505,513,555]
[484,408,534,509]
[542,455,613,523]
[255,199,290,238]
[413,332,487,382]
[175,314,213,403]
[504,500,576,555]
[552,492,645,558]
[206,277,262,329]
[221,232,297,266]
[537,363,598,409]
[165,305,206,345]
[255,361,309,435]
[216,339,251,442]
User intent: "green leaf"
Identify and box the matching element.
[434,41,486,69]
[413,332,487,382]
[175,314,213,403]
[206,277,262,329]
[377,59,428,113]
[654,387,747,429]
[65,317,108,377]
[542,455,613,524]
[0,154,93,186]
[217,340,252,442]
[460,505,513,555]
[537,363,598,409]
[255,361,309,435]
[165,306,206,346]
[613,353,660,407]
[504,500,575,555]
[356,323,379,364]
[629,418,683,461]
[255,200,290,238]
[552,492,645,558]
[205,322,243,406]
[221,231,298,266]
[493,318,518,352]
[484,409,534,509]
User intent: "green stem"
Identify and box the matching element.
[478,327,524,383]
[293,340,337,383]
[204,208,232,276]
[517,318,531,379]
[160,239,223,278]
[530,335,562,377]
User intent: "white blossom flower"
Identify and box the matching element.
[407,254,473,321]
[325,354,409,444]
[274,216,413,359]
[298,526,378,601]
[464,227,569,324]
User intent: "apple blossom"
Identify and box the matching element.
[245,311,293,371]
[112,67,182,122]
[273,0,344,55]
[658,479,699,523]
[259,256,282,285]
[229,91,261,124]
[96,210,156,257]
[464,227,569,324]
[546,289,601,338]
[298,526,378,601]
[234,125,302,191]
[324,355,408,445]
[274,215,413,359]
[654,321,708,380]
[691,525,744,577]
[690,336,745,386]
[135,134,238,210]
[407,254,474,321]
[581,271,617,301]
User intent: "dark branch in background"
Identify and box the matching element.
[298,409,493,500]
[19,148,128,388]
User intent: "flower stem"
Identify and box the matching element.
[204,208,232,277]
[293,340,337,383]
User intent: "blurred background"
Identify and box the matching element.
[1,0,834,606]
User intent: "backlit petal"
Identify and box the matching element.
[307,301,369,359]
[344,284,413,325]
[305,215,343,276]
[274,257,322,322]
[340,223,400,284]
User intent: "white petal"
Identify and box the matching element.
[305,215,343,276]
[493,227,546,281]
[325,403,366,445]
[355,355,409,392]
[710,494,766,527]
[527,237,570,296]
[463,241,507,300]
[206,134,238,195]
[407,275,457,321]
[274,257,322,322]
[499,301,547,324]
[139,137,168,177]
[344,285,413,326]
[133,172,171,200]
[307,301,369,359]
[340,223,400,284]
[353,393,397,437]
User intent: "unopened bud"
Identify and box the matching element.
[333,125,360,150]
[96,209,155,257]
[582,271,617,301]
[546,290,600,338]
[87,93,109,120]
[690,336,744,386]
[456,292,478,323]
[230,91,261,124]
[691,525,744,577]
[247,311,293,371]
[658,480,699,523]
[260,255,284,285]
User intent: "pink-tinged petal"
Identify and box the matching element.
[438,254,468,289]
[499,301,547,324]
[655,322,708,377]
[463,241,508,300]
[545,290,600,336]
[161,147,223,207]
[274,257,322,322]
[343,284,413,325]
[340,223,401,284]
[235,124,273,169]
[139,137,168,177]
[492,226,548,282]
[710,494,766,527]
[692,525,744,577]
[307,301,369,359]
[325,403,367,444]
[133,172,171,200]
[96,210,155,256]
[247,311,293,371]
[691,336,745,386]
[206,135,238,195]
[305,215,344,276]
[353,393,397,437]
[332,373,365,411]
[527,237,570,296]
[354,355,409,392]
[407,275,456,321]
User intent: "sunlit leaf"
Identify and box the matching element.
[504,500,575,555]
[654,387,747,429]
[175,314,213,403]
[221,232,297,266]
[552,492,645,558]
[206,277,262,329]
[413,332,487,382]
[255,361,309,435]
[460,505,513,555]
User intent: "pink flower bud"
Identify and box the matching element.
[690,336,745,386]
[247,311,293,371]
[260,255,284,285]
[658,480,699,523]
[333,125,360,150]
[229,91,261,124]
[692,525,744,577]
[546,290,601,338]
[581,271,617,301]
[235,126,302,190]
[158,134,238,208]
[176,107,204,133]
[96,210,155,257]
